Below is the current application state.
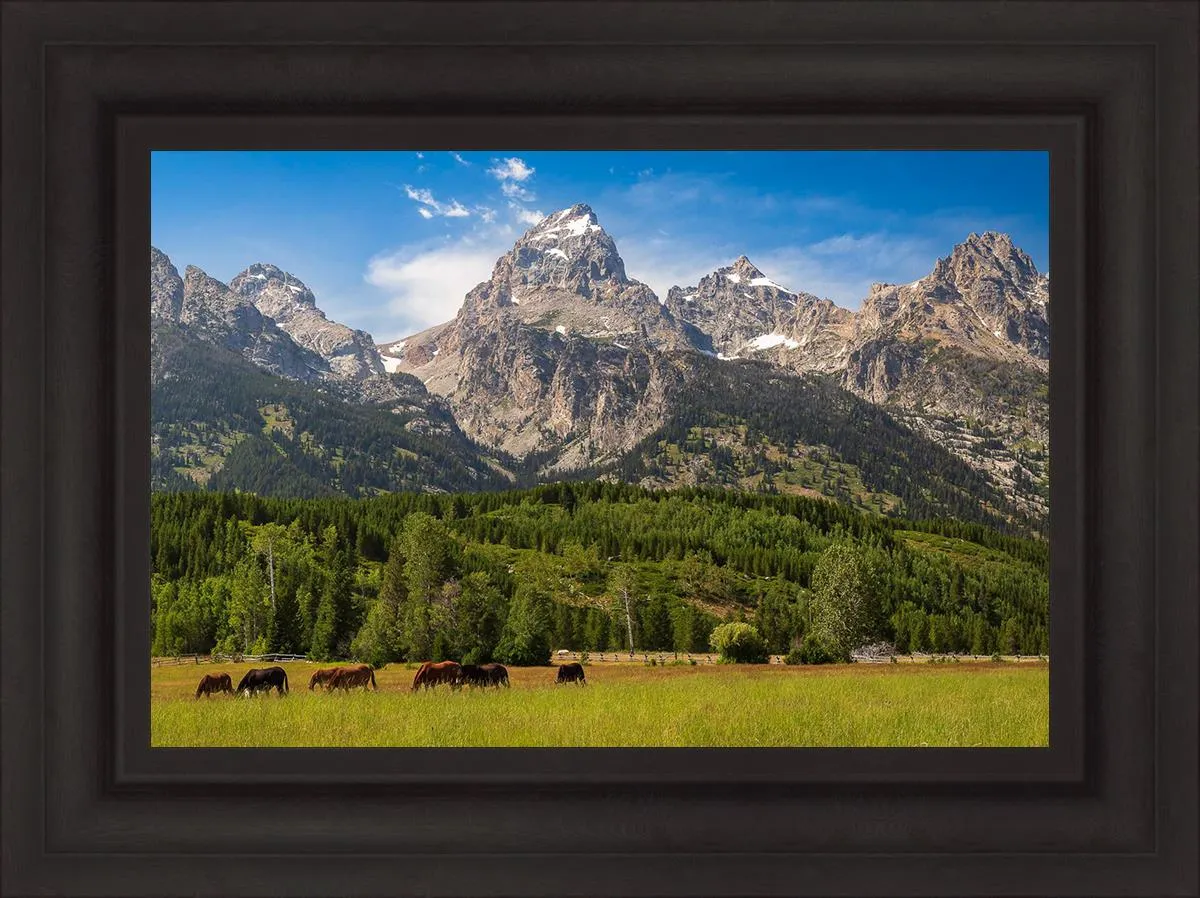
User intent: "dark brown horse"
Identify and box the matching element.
[195,672,233,698]
[481,663,510,688]
[411,660,462,692]
[459,664,488,688]
[555,662,586,685]
[328,664,377,692]
[235,666,289,696]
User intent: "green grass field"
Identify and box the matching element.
[152,660,1049,748]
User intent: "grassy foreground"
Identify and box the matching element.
[152,660,1049,748]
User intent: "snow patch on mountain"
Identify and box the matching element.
[750,276,790,291]
[748,333,801,351]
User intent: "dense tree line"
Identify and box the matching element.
[150,483,1050,664]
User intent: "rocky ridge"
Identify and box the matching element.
[152,206,1049,528]
[151,247,404,405]
[383,205,692,468]
[385,209,1049,523]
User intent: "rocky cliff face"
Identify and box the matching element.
[151,247,405,404]
[151,251,328,383]
[385,210,1049,502]
[385,205,691,470]
[665,254,856,372]
[840,232,1049,438]
[229,262,399,402]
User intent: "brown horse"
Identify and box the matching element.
[411,660,462,692]
[307,667,342,691]
[195,672,233,698]
[556,662,586,685]
[481,663,510,688]
[235,666,288,697]
[328,664,378,692]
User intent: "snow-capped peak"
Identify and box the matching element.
[528,204,604,242]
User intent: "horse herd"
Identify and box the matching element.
[193,660,587,698]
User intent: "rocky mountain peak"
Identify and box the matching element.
[231,262,318,308]
[664,257,821,360]
[182,265,251,313]
[496,203,628,296]
[150,246,185,322]
[726,255,767,281]
[935,230,1041,294]
[228,262,395,396]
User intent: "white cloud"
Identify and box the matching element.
[403,185,471,219]
[487,156,535,183]
[365,233,511,336]
[415,152,424,159]
[501,181,537,202]
[508,202,546,226]
[451,152,471,166]
[475,206,498,224]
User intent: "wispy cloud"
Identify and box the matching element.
[365,229,514,337]
[508,202,545,226]
[402,185,470,219]
[451,152,471,166]
[501,181,537,202]
[488,156,542,224]
[487,157,535,183]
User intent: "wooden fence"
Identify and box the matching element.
[151,653,310,667]
[151,651,1046,668]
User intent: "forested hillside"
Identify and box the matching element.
[611,357,1040,535]
[151,325,508,496]
[150,483,1049,666]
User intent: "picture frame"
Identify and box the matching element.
[1,2,1195,896]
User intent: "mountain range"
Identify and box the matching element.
[150,204,1049,533]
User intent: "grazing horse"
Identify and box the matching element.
[459,664,489,688]
[308,667,342,691]
[328,664,377,692]
[235,666,289,697]
[556,662,586,685]
[411,660,462,692]
[195,672,233,698]
[481,663,510,688]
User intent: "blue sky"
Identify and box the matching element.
[152,150,1048,341]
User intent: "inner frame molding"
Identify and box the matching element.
[114,111,1087,793]
[2,3,1195,897]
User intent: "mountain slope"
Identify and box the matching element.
[609,355,1033,532]
[151,324,509,496]
[150,248,511,496]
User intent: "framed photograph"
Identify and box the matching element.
[2,2,1196,896]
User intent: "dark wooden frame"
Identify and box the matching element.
[2,2,1196,896]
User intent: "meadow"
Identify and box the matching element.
[151,659,1050,748]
